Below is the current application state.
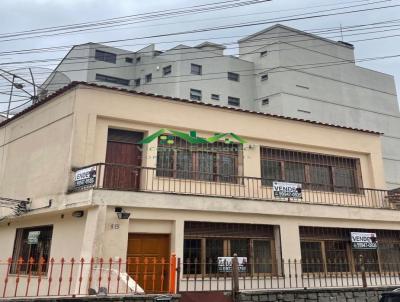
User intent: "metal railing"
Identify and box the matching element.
[2,255,400,299]
[177,256,400,293]
[72,163,397,209]
[0,256,177,299]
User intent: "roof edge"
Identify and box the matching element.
[0,81,381,135]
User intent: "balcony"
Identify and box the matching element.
[71,163,400,210]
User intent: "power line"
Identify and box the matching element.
[0,0,397,48]
[2,19,400,79]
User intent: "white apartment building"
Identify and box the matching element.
[41,24,400,189]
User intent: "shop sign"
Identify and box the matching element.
[273,181,302,199]
[74,166,97,188]
[27,231,40,244]
[217,257,247,273]
[351,232,377,249]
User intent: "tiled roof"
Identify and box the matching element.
[0,81,381,135]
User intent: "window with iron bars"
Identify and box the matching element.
[10,225,53,275]
[183,221,277,275]
[299,226,400,274]
[260,147,361,193]
[156,137,241,183]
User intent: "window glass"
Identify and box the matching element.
[324,240,349,272]
[379,242,400,269]
[211,94,220,101]
[176,150,193,179]
[125,57,133,63]
[353,249,379,272]
[191,64,202,75]
[218,154,236,183]
[134,78,141,87]
[190,89,202,101]
[206,239,224,274]
[228,72,240,81]
[95,50,117,64]
[197,152,215,181]
[11,226,53,274]
[230,239,248,257]
[310,165,332,191]
[253,240,272,273]
[183,239,202,274]
[261,160,282,186]
[285,162,305,184]
[163,65,172,76]
[156,148,174,177]
[335,167,356,192]
[300,241,324,273]
[95,74,129,86]
[228,96,240,106]
[145,73,152,83]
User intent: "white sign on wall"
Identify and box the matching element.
[27,231,40,245]
[351,232,378,249]
[74,166,97,188]
[217,257,247,273]
[273,181,302,199]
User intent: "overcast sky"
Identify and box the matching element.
[0,0,399,112]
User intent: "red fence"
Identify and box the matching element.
[1,255,176,299]
[2,255,400,299]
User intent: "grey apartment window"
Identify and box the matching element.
[95,74,130,86]
[262,98,269,105]
[211,94,220,100]
[191,64,202,75]
[190,89,202,101]
[163,65,172,76]
[134,78,141,87]
[228,96,240,106]
[136,56,141,63]
[95,50,117,64]
[261,74,269,81]
[145,73,152,83]
[260,50,268,57]
[125,57,133,63]
[228,72,240,82]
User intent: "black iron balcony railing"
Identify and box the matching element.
[71,163,399,210]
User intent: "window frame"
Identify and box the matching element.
[163,65,172,76]
[183,237,276,276]
[228,96,240,107]
[260,147,362,193]
[145,73,152,83]
[95,73,130,86]
[156,137,241,184]
[227,72,240,82]
[191,63,202,75]
[10,225,53,275]
[94,50,117,64]
[190,89,202,101]
[299,227,400,274]
[211,94,220,101]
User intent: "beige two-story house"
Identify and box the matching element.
[0,82,399,297]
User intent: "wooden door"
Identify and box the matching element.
[127,234,170,293]
[103,129,143,190]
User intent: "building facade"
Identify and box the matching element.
[41,24,400,190]
[0,82,399,297]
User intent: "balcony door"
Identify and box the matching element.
[104,129,143,190]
